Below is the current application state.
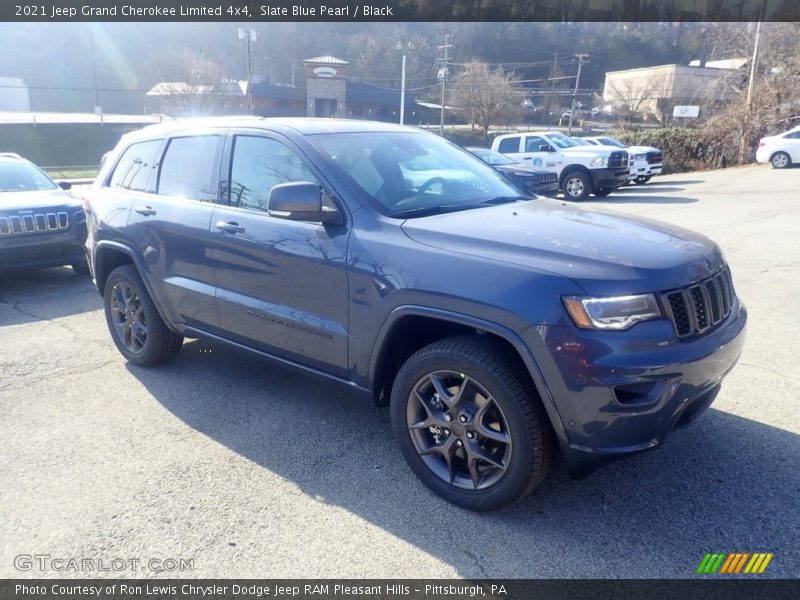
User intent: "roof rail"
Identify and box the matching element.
[0,152,23,159]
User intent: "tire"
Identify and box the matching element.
[593,187,613,197]
[634,175,652,184]
[561,170,592,201]
[103,265,184,366]
[771,152,791,169]
[390,335,555,511]
[71,260,91,276]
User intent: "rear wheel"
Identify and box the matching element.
[771,152,791,169]
[634,175,652,184]
[390,336,554,511]
[561,171,592,201]
[103,265,183,366]
[593,187,613,197]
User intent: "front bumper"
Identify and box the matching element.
[629,162,663,178]
[589,166,630,190]
[526,299,747,477]
[0,225,87,271]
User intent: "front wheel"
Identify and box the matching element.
[593,187,613,197]
[561,171,592,201]
[771,152,791,169]
[103,265,184,366]
[390,336,554,511]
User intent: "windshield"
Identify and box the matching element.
[0,161,58,193]
[468,147,516,166]
[598,137,627,148]
[309,132,525,217]
[546,132,582,149]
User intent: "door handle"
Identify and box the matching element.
[134,205,156,216]
[216,221,245,234]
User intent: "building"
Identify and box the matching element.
[603,62,744,119]
[145,55,415,122]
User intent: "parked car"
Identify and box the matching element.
[85,118,746,511]
[465,147,559,197]
[491,131,629,200]
[0,153,89,274]
[756,125,800,168]
[580,136,663,184]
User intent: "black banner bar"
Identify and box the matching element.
[2,580,799,600]
[3,0,800,22]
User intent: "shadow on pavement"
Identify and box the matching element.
[0,267,100,327]
[129,338,800,578]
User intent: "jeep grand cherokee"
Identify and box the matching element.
[85,118,746,510]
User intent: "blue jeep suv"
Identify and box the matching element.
[85,118,746,510]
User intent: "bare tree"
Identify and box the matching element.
[143,48,236,117]
[607,77,661,123]
[450,60,523,136]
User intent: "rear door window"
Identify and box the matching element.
[157,135,222,202]
[108,140,162,192]
[496,137,520,153]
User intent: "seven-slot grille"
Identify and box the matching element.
[662,267,735,338]
[0,211,70,235]
[533,172,558,184]
[608,151,629,169]
[646,151,663,165]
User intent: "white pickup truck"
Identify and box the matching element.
[580,136,663,184]
[491,131,629,201]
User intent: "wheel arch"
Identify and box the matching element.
[94,241,176,334]
[368,306,569,445]
[558,164,592,188]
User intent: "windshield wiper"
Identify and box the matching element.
[391,204,470,218]
[476,195,531,205]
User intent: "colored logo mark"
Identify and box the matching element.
[696,552,773,574]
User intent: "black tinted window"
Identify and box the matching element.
[229,136,319,211]
[158,136,220,201]
[108,140,161,192]
[497,137,519,153]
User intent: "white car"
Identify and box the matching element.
[580,136,663,184]
[756,125,800,169]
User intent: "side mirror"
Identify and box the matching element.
[538,144,555,152]
[58,181,72,190]
[267,181,342,226]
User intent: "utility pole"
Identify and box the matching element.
[738,0,767,164]
[400,54,406,125]
[568,53,588,134]
[238,28,257,115]
[438,34,453,135]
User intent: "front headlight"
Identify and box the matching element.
[589,157,607,167]
[562,294,662,330]
[635,153,647,160]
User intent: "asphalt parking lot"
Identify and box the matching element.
[1,165,798,579]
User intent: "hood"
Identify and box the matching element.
[560,144,625,158]
[494,164,549,176]
[401,198,724,295]
[627,145,660,154]
[0,189,81,213]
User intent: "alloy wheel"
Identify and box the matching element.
[406,370,512,490]
[110,281,147,353]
